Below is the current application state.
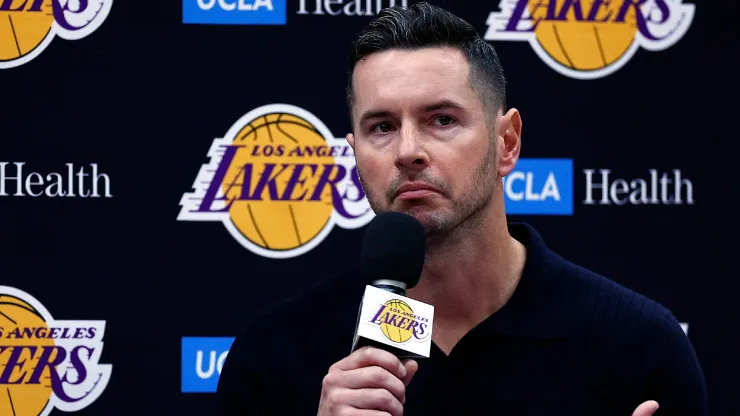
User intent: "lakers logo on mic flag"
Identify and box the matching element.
[370,299,430,344]
[354,286,434,358]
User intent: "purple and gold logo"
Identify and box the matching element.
[369,299,430,344]
[0,286,111,416]
[0,0,113,70]
[484,0,695,79]
[178,104,374,259]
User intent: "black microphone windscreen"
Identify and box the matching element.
[360,212,425,289]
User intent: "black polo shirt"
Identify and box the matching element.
[216,223,708,415]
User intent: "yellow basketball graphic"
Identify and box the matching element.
[380,300,414,343]
[178,104,375,259]
[531,0,637,71]
[0,294,56,416]
[0,0,54,63]
[223,112,336,252]
[484,0,695,79]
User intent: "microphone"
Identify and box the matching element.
[351,212,435,359]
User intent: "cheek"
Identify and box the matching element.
[439,139,489,189]
[356,153,389,187]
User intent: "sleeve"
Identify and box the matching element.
[215,328,268,416]
[641,310,709,416]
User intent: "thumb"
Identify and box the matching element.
[401,359,418,386]
[632,400,659,416]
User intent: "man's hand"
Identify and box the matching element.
[633,401,660,416]
[318,346,419,416]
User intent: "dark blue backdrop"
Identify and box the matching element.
[0,0,734,415]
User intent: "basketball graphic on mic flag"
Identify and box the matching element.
[355,286,434,358]
[380,300,415,343]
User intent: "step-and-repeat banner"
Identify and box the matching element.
[1,0,732,415]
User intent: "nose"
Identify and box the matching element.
[394,124,429,173]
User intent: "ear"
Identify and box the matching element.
[496,108,522,177]
[346,132,356,150]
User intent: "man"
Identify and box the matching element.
[216,3,708,415]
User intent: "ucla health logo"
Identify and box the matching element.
[183,0,286,25]
[503,158,573,215]
[0,286,112,416]
[483,0,695,79]
[0,0,113,70]
[181,337,235,393]
[178,104,373,259]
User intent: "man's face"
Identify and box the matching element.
[347,47,499,236]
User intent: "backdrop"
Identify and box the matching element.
[1,0,735,415]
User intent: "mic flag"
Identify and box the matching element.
[351,285,434,359]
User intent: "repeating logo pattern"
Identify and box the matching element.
[484,0,695,79]
[0,286,111,416]
[178,104,374,259]
[0,0,113,70]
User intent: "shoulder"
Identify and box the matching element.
[545,250,682,344]
[513,222,678,341]
[556,258,709,415]
[546,253,707,413]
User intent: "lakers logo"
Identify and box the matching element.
[178,104,374,259]
[0,0,113,70]
[483,0,695,79]
[0,286,112,416]
[369,300,429,344]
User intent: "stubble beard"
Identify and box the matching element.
[357,140,498,239]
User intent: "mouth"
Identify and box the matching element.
[394,183,440,201]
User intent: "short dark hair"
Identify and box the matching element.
[346,2,507,126]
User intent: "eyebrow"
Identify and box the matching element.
[358,99,465,125]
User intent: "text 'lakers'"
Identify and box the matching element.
[178,104,374,259]
[194,144,361,211]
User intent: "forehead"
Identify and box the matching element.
[351,47,478,114]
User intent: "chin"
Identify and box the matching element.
[395,206,443,227]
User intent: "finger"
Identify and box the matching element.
[331,346,406,379]
[325,366,406,402]
[401,359,418,386]
[339,410,391,416]
[343,388,404,416]
[632,400,660,416]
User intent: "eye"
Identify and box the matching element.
[433,115,456,126]
[370,122,394,134]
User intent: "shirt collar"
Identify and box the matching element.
[338,222,574,341]
[474,222,573,339]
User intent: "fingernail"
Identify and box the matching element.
[399,364,407,378]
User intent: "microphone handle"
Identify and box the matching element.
[370,279,407,296]
[373,284,405,295]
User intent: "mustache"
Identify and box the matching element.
[386,172,451,202]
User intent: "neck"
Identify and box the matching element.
[406,194,527,329]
